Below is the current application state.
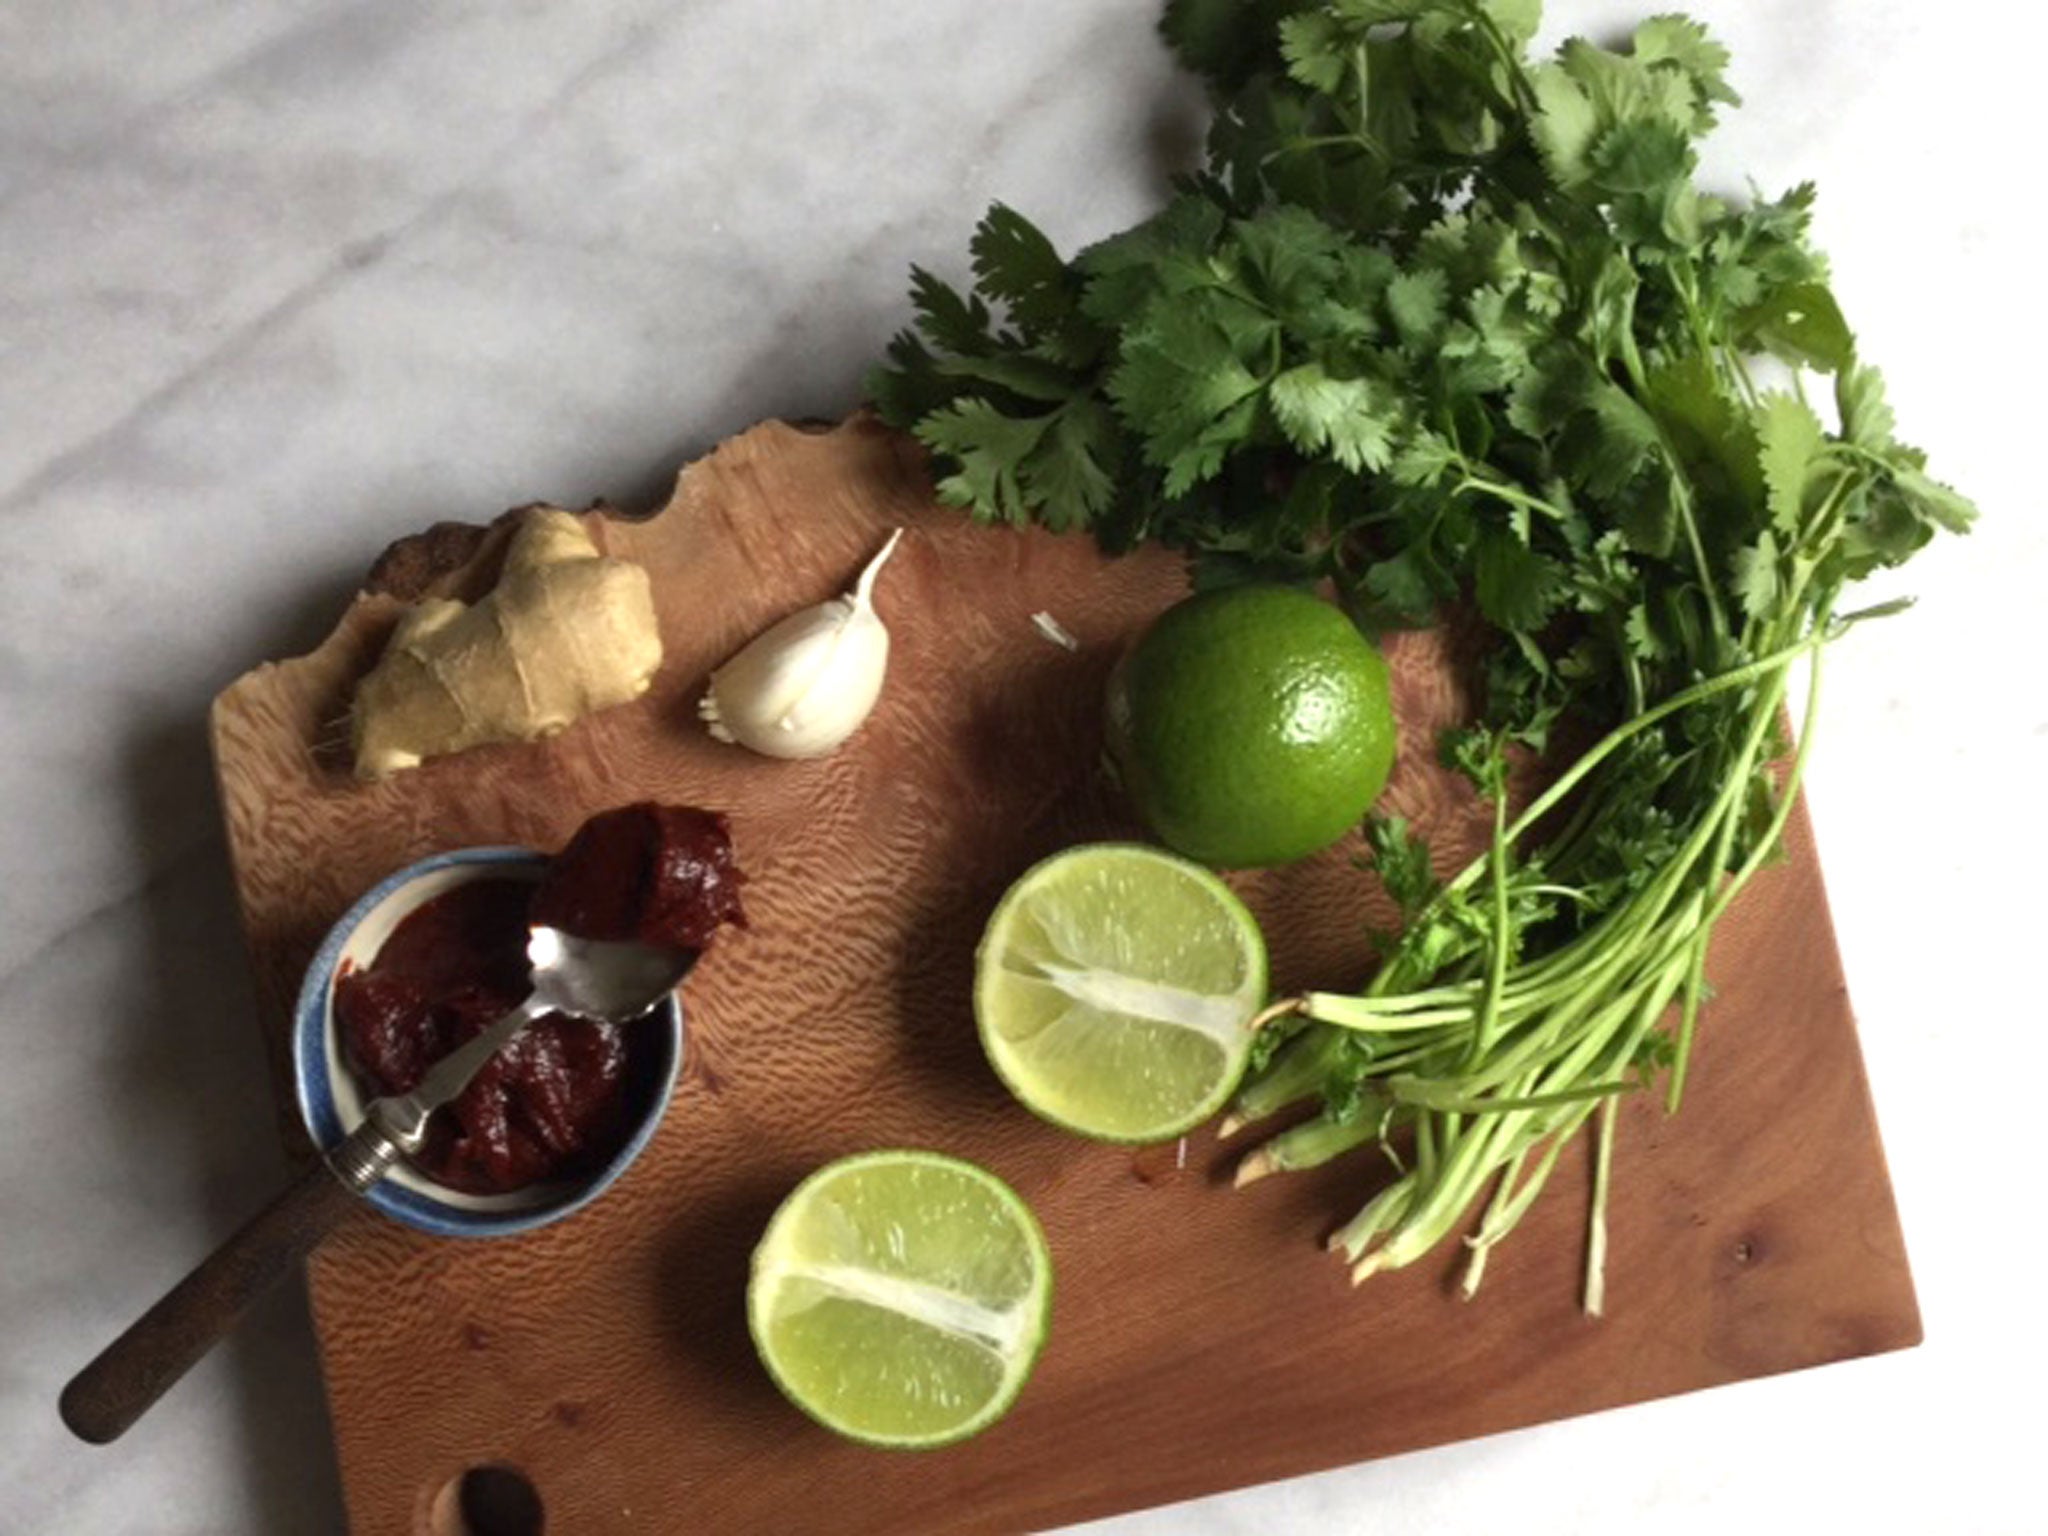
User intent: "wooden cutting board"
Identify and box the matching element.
[210,414,1919,1535]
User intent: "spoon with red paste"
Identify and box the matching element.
[61,803,744,1445]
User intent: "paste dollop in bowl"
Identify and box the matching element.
[292,846,684,1239]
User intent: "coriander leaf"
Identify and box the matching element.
[1835,363,1896,451]
[1579,382,1663,500]
[915,399,1050,523]
[1270,362,1400,472]
[1159,0,1295,91]
[930,350,1081,403]
[909,266,998,356]
[1613,463,1679,557]
[1834,480,1933,578]
[1023,399,1122,529]
[1333,242,1400,313]
[1632,14,1739,128]
[1077,194,1227,324]
[1656,179,1704,246]
[1356,33,1422,173]
[1334,0,1451,20]
[1508,346,1596,439]
[1589,117,1693,195]
[1642,353,1764,512]
[1392,428,1458,486]
[1624,599,1668,661]
[1730,530,1782,621]
[1441,725,1507,796]
[1481,0,1543,45]
[970,204,1086,352]
[1362,546,1442,623]
[872,5,1981,1296]
[1278,11,1346,92]
[1386,266,1450,348]
[1565,528,1633,613]
[1366,814,1439,919]
[867,331,956,432]
[1438,298,1531,393]
[1557,36,1696,135]
[1738,280,1855,373]
[1529,65,1599,186]
[1107,287,1277,492]
[1584,254,1640,374]
[1890,464,1979,534]
[1474,526,1564,631]
[1754,392,1826,536]
[1231,205,1348,312]
[1418,211,1520,290]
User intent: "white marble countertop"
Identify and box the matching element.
[3,2,2039,1531]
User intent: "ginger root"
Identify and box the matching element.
[351,508,663,780]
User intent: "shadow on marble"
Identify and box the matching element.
[109,710,346,1532]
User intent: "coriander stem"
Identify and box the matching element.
[1329,1177,1415,1263]
[1670,604,1832,1105]
[1305,995,1497,1031]
[1228,1028,1345,1128]
[1668,895,1719,1114]
[1445,631,1825,900]
[1247,996,1308,1034]
[1469,764,1513,1065]
[1701,631,1829,932]
[1451,471,1569,525]
[1466,1116,1587,1295]
[1584,1095,1619,1317]
[1460,1146,1530,1301]
[1389,1078,1632,1115]
[1667,469,1731,641]
[1239,1105,1384,1185]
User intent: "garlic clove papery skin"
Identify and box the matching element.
[698,530,901,759]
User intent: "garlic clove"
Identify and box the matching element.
[700,530,902,760]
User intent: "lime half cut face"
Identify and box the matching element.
[747,1150,1053,1449]
[975,844,1268,1143]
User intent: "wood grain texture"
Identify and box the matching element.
[210,414,1919,1536]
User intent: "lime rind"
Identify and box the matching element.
[974,844,1268,1144]
[747,1149,1053,1450]
[1105,584,1397,868]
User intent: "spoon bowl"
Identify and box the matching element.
[529,925,698,1023]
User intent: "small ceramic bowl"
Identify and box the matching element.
[292,846,684,1239]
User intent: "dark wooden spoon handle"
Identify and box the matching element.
[59,1151,371,1444]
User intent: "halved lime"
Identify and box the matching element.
[975,844,1268,1143]
[747,1150,1052,1449]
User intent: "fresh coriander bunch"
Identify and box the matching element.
[870,0,1974,1305]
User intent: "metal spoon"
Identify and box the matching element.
[59,926,696,1445]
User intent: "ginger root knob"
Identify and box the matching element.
[350,508,663,780]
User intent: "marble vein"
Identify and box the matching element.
[0,2,705,505]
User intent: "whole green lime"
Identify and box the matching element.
[1105,584,1396,869]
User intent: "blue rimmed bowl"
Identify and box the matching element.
[291,846,684,1239]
